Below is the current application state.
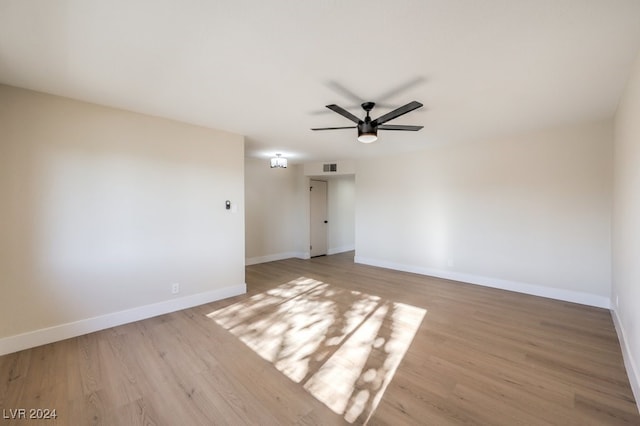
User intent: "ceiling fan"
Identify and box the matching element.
[311,101,423,143]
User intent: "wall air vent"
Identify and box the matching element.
[323,163,337,172]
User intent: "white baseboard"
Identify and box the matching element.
[327,245,355,255]
[0,283,246,356]
[246,251,308,265]
[611,308,640,412]
[354,256,610,309]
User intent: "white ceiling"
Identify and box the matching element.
[1,1,639,164]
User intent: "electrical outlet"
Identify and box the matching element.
[171,283,180,294]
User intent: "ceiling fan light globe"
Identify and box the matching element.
[358,133,378,143]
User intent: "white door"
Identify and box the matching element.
[310,180,328,257]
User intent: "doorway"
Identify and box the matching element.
[309,180,328,257]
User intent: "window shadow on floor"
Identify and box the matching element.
[207,277,426,424]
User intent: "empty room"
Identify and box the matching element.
[1,1,640,425]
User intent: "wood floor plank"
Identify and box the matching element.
[1,251,638,425]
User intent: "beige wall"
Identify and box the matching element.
[244,158,308,263]
[327,176,355,254]
[613,50,640,402]
[245,159,356,263]
[355,120,612,306]
[0,85,245,352]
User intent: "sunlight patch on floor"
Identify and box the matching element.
[207,277,426,424]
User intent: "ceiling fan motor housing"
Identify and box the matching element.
[358,120,377,143]
[360,103,377,138]
[358,121,376,135]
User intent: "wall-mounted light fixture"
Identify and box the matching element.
[270,153,287,168]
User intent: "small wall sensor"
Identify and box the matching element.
[225,200,231,210]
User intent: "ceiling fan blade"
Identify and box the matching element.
[374,77,426,104]
[373,101,423,125]
[311,126,357,130]
[326,104,362,124]
[326,81,365,104]
[378,124,423,131]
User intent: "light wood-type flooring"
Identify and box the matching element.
[1,252,638,425]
